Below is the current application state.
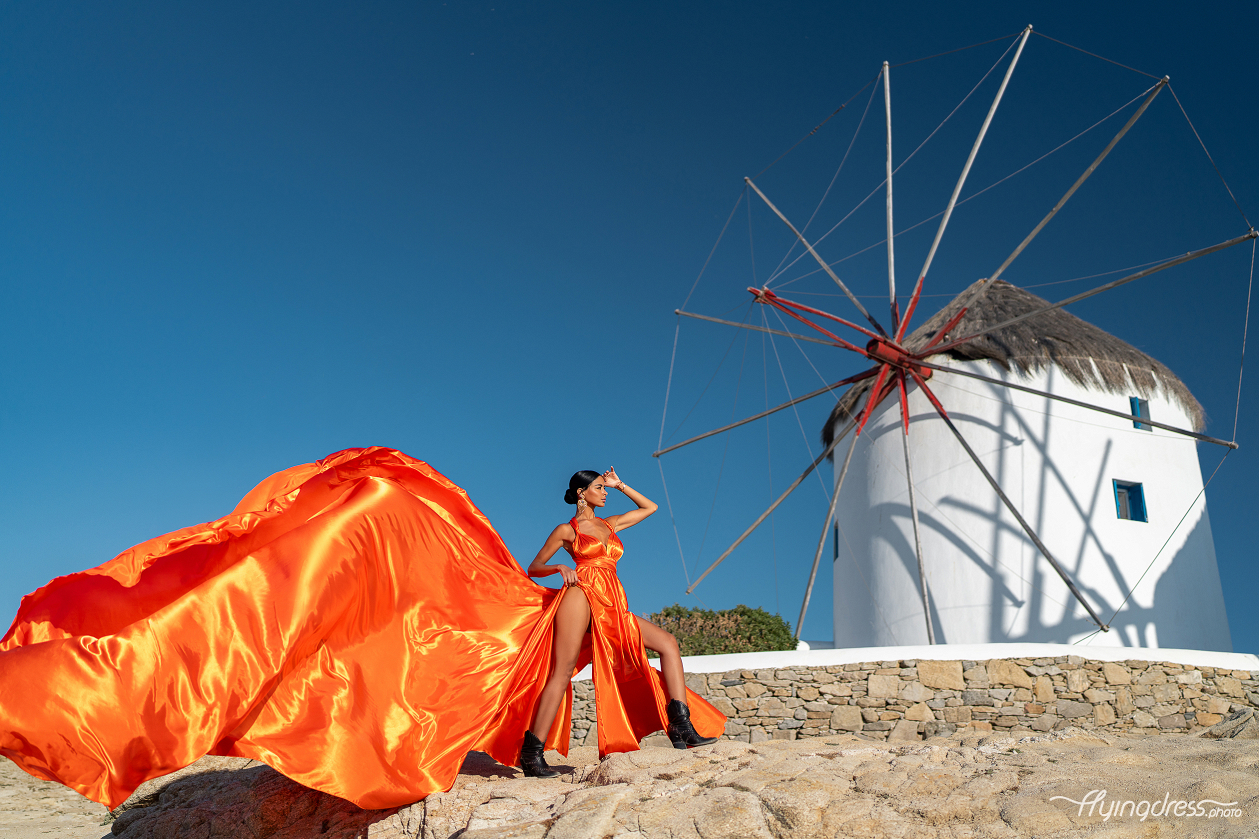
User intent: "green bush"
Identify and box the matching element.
[644,604,795,658]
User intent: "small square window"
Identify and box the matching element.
[1114,480,1147,522]
[1129,396,1151,431]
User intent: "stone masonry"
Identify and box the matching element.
[569,656,1259,745]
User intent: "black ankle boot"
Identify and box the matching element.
[519,730,559,778]
[666,699,720,749]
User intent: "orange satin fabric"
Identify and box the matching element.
[0,448,584,809]
[567,518,725,753]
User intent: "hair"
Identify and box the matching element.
[564,470,602,505]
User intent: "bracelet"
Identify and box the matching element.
[619,483,630,492]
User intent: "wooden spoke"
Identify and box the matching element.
[653,368,877,458]
[914,359,1239,449]
[687,419,848,594]
[950,77,1169,317]
[900,25,1032,341]
[929,230,1259,357]
[883,62,898,331]
[753,290,871,356]
[676,309,835,346]
[908,369,1109,631]
[744,176,889,337]
[795,421,859,640]
[898,372,935,644]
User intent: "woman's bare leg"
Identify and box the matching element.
[635,616,687,703]
[530,587,591,736]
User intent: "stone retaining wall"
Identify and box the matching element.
[569,656,1259,745]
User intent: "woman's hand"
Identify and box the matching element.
[599,467,658,532]
[557,565,580,587]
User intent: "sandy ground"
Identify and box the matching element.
[0,759,110,839]
[0,741,622,839]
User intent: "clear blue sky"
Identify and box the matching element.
[2,2,1257,653]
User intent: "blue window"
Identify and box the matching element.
[1114,480,1147,522]
[1130,396,1150,431]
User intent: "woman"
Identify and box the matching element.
[0,448,719,810]
[518,468,724,778]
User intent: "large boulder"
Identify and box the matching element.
[1200,707,1259,740]
[105,730,1259,839]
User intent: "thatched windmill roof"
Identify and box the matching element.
[822,279,1205,446]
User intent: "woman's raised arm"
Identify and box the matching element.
[601,468,657,531]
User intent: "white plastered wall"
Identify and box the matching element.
[831,357,1232,652]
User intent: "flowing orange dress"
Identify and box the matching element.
[566,516,725,755]
[0,447,724,810]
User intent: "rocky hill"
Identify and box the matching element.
[96,710,1257,838]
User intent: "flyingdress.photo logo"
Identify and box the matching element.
[1050,789,1242,821]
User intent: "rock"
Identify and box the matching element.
[1033,675,1055,704]
[756,697,789,717]
[1029,715,1056,732]
[100,725,1259,836]
[962,665,990,685]
[1102,662,1131,685]
[887,719,920,741]
[1056,700,1092,720]
[1206,696,1233,715]
[899,681,934,703]
[830,705,864,731]
[757,774,845,836]
[904,702,934,722]
[1201,708,1259,740]
[987,659,1033,689]
[866,674,901,698]
[916,660,965,691]
[548,785,628,839]
[1216,676,1244,697]
[27,657,1259,839]
[461,823,550,839]
[108,761,409,839]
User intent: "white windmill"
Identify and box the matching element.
[654,26,1253,653]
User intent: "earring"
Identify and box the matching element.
[577,495,587,510]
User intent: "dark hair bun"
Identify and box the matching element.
[565,470,602,505]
